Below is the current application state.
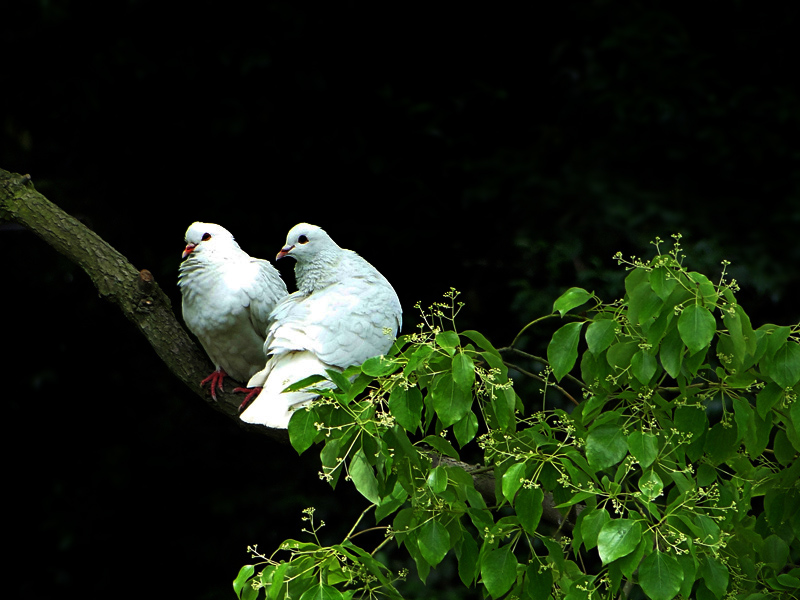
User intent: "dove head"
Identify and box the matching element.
[276,223,340,263]
[182,222,240,259]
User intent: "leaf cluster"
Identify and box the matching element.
[238,238,800,600]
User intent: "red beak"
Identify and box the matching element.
[276,245,293,260]
[182,243,197,259]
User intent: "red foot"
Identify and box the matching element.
[200,369,227,401]
[233,386,262,413]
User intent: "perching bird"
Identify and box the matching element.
[178,222,288,400]
[240,223,402,428]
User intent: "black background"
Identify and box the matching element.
[3,2,799,598]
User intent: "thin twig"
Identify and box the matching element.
[509,314,558,348]
[503,360,579,406]
[499,347,589,391]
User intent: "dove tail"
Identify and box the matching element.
[239,351,331,428]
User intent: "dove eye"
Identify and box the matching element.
[298,235,309,244]
[202,233,212,241]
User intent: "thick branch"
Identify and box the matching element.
[0,168,287,441]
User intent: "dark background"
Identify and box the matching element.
[3,2,799,598]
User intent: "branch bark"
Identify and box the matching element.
[0,167,287,442]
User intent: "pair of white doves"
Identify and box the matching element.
[178,222,402,429]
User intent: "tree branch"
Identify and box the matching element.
[0,167,287,441]
[2,168,581,526]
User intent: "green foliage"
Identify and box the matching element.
[237,237,800,600]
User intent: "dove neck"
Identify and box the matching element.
[293,250,346,294]
[178,250,239,288]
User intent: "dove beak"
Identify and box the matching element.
[182,243,197,259]
[276,245,294,260]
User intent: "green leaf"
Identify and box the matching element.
[417,519,450,566]
[452,352,476,390]
[385,425,421,468]
[624,267,649,295]
[699,555,728,599]
[361,355,398,377]
[338,541,397,589]
[631,349,658,385]
[585,319,617,355]
[764,325,792,357]
[580,507,610,550]
[628,277,664,325]
[638,470,664,501]
[735,305,758,357]
[288,405,318,455]
[586,424,628,470]
[515,487,544,535]
[453,411,479,447]
[492,387,517,431]
[791,395,800,445]
[627,431,658,468]
[553,287,592,317]
[639,550,683,600]
[456,530,479,587]
[659,324,684,378]
[678,304,716,354]
[547,321,584,381]
[501,462,527,504]
[767,341,800,388]
[267,562,290,600]
[650,266,678,301]
[756,382,783,420]
[426,466,448,494]
[524,561,553,600]
[431,372,472,426]
[284,373,328,392]
[421,434,460,459]
[694,514,720,546]
[676,553,698,599]
[405,344,434,374]
[645,308,673,347]
[760,534,790,570]
[467,507,493,533]
[618,535,649,580]
[350,449,380,504]
[388,386,423,432]
[435,330,460,350]
[325,369,352,393]
[580,350,611,391]
[721,308,746,366]
[375,481,408,523]
[299,583,344,600]
[688,271,719,306]
[733,397,757,454]
[704,422,739,466]
[461,330,500,355]
[480,544,519,598]
[606,341,639,371]
[597,518,642,564]
[392,507,416,546]
[233,565,256,600]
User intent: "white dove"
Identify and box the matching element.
[178,222,288,400]
[240,223,402,428]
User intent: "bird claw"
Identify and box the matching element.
[200,369,227,401]
[233,386,262,413]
